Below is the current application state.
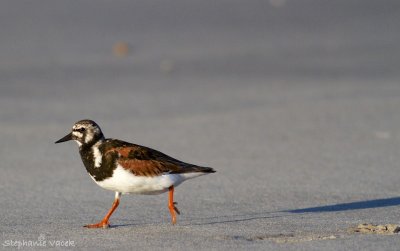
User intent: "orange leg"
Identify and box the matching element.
[84,192,121,229]
[168,186,180,225]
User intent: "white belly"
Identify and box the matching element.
[91,165,206,195]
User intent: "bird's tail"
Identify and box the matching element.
[198,166,216,173]
[172,165,216,174]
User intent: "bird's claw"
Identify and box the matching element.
[84,221,110,229]
[173,202,180,215]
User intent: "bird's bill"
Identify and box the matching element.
[55,132,73,144]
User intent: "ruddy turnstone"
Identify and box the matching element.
[55,119,215,228]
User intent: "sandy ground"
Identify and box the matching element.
[1,1,400,250]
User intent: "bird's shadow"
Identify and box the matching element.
[284,196,400,213]
[187,197,400,226]
[110,197,400,228]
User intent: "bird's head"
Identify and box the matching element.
[55,119,104,147]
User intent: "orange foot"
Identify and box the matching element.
[84,194,120,229]
[84,221,110,229]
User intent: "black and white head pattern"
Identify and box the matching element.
[71,120,104,146]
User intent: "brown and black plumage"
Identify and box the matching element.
[105,141,214,177]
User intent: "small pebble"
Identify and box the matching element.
[113,42,130,57]
[350,223,400,234]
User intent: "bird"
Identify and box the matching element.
[55,119,215,228]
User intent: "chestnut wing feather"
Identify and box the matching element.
[118,158,178,177]
[103,139,215,177]
[104,141,188,177]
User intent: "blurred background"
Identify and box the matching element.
[2,0,399,124]
[1,0,399,125]
[1,0,400,248]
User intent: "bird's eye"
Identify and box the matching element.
[74,128,86,132]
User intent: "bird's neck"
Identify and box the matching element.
[80,137,104,151]
[78,138,115,182]
[79,138,103,171]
